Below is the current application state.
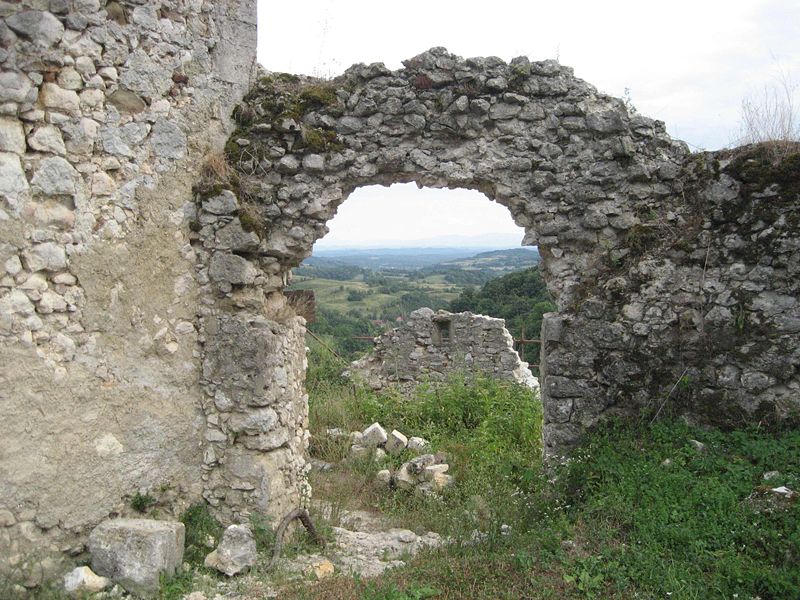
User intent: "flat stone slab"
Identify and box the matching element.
[88,518,185,595]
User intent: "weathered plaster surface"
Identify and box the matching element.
[0,0,260,585]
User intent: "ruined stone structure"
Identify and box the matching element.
[0,0,309,585]
[2,0,799,588]
[350,308,538,391]
[226,48,800,454]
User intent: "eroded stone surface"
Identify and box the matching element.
[88,519,184,595]
[225,48,800,456]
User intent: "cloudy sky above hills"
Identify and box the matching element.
[256,0,800,248]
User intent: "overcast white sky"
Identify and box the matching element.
[256,0,800,248]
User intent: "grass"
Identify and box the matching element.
[290,345,800,599]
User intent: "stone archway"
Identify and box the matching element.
[194,48,799,520]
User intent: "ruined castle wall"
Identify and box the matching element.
[229,48,800,457]
[0,0,281,583]
[350,308,538,391]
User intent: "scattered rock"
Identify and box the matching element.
[361,422,388,447]
[204,524,257,576]
[770,486,795,498]
[689,439,706,453]
[762,471,780,481]
[375,469,392,485]
[88,518,185,595]
[310,558,335,580]
[407,436,430,452]
[309,458,334,472]
[385,430,408,454]
[63,566,110,595]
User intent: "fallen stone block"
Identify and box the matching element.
[205,524,257,576]
[395,462,417,490]
[361,422,388,447]
[88,518,184,595]
[407,436,430,452]
[421,463,450,481]
[385,430,408,454]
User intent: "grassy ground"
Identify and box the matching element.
[287,343,800,600]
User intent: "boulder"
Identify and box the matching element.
[204,524,257,576]
[88,518,185,595]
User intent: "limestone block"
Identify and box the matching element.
[208,253,258,287]
[31,156,78,195]
[63,566,110,595]
[23,242,67,271]
[395,462,417,490]
[406,436,430,452]
[385,430,408,454]
[40,83,80,114]
[0,117,25,154]
[421,463,449,481]
[107,88,146,113]
[28,125,66,155]
[0,72,32,103]
[215,219,260,253]
[204,524,257,576]
[361,422,388,447]
[0,151,29,196]
[203,190,239,215]
[88,519,185,595]
[150,118,187,160]
[62,117,98,154]
[6,10,64,47]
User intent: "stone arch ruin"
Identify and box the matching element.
[2,1,798,585]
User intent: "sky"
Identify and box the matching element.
[256,0,800,248]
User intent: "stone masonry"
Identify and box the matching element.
[350,308,538,391]
[2,2,799,587]
[226,47,800,456]
[0,0,311,588]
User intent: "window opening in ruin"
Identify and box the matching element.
[433,319,452,344]
[291,181,541,363]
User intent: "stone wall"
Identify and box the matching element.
[0,0,310,586]
[227,48,799,457]
[2,13,799,586]
[350,308,538,391]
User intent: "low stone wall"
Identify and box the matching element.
[349,308,538,390]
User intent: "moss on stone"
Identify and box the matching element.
[725,142,800,199]
[238,204,265,239]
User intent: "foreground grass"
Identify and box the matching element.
[295,342,800,599]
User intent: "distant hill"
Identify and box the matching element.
[307,247,539,271]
